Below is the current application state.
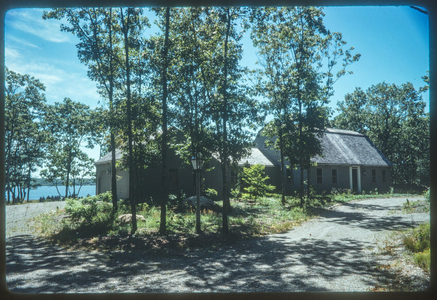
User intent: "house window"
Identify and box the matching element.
[382,170,386,183]
[332,169,337,184]
[372,169,376,183]
[169,169,178,190]
[316,168,323,184]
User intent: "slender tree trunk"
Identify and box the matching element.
[307,165,310,199]
[160,7,170,235]
[65,150,72,199]
[221,8,231,234]
[121,7,137,235]
[26,165,31,202]
[278,127,286,205]
[108,7,118,212]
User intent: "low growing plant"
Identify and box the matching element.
[403,223,430,271]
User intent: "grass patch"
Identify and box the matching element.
[402,198,430,214]
[34,193,310,252]
[33,191,423,253]
[402,223,430,271]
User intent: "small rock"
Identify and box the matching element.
[118,214,146,223]
[183,196,219,211]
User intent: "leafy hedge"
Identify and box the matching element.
[65,192,114,231]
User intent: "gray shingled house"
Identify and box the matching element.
[95,128,391,200]
[95,142,256,201]
[254,128,392,194]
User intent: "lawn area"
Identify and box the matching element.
[33,190,425,253]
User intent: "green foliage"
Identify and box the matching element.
[65,192,114,228]
[241,164,275,201]
[35,193,313,249]
[334,82,429,186]
[5,67,47,204]
[423,188,430,201]
[205,188,218,199]
[414,249,430,271]
[41,98,99,199]
[168,191,186,208]
[249,7,360,205]
[402,223,430,271]
[231,187,241,199]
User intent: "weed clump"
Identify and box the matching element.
[402,223,430,271]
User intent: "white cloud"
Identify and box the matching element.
[7,35,40,49]
[6,8,73,43]
[5,47,21,59]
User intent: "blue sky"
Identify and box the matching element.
[4,6,430,163]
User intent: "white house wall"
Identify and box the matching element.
[96,163,129,200]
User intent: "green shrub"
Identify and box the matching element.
[403,223,430,271]
[241,164,275,201]
[205,188,218,199]
[231,187,241,199]
[414,248,430,271]
[65,192,114,228]
[424,188,430,202]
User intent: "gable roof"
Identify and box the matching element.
[237,148,276,167]
[95,149,123,165]
[95,128,392,168]
[312,129,392,166]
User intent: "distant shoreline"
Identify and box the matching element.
[5,185,96,202]
[31,178,96,187]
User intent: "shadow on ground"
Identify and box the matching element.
[7,233,392,293]
[6,198,429,293]
[314,205,424,232]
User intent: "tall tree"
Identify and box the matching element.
[211,7,260,233]
[119,7,144,235]
[151,7,260,234]
[250,7,360,205]
[4,68,47,203]
[149,7,172,235]
[44,8,122,211]
[41,98,98,198]
[168,7,216,166]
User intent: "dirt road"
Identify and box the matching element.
[5,196,429,293]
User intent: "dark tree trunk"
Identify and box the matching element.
[109,7,118,212]
[221,8,231,234]
[121,7,136,235]
[160,7,170,235]
[278,127,286,205]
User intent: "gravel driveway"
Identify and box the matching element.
[5,196,429,293]
[5,201,67,238]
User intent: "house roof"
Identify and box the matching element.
[312,129,392,166]
[95,149,123,165]
[237,148,276,167]
[95,128,391,168]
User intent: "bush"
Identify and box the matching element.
[403,223,430,271]
[241,164,275,201]
[423,188,430,202]
[414,249,430,271]
[65,192,114,228]
[205,188,218,199]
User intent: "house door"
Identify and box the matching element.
[352,168,358,192]
[350,166,361,193]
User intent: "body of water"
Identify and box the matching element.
[5,185,96,200]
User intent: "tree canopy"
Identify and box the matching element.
[250,6,360,205]
[334,81,429,186]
